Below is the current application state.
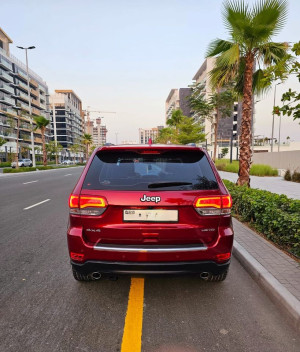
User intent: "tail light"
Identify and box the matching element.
[216,252,231,262]
[194,195,232,216]
[69,194,107,216]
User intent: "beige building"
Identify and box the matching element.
[192,57,216,146]
[92,118,107,146]
[165,88,192,123]
[139,126,164,144]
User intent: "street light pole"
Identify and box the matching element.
[17,46,36,167]
[271,82,282,153]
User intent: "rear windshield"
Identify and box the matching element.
[82,150,218,191]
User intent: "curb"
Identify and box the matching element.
[233,241,300,332]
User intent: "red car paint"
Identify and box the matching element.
[68,145,233,279]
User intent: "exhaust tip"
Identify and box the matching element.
[200,272,210,280]
[91,272,102,280]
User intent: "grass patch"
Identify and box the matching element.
[215,159,278,176]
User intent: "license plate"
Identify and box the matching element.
[123,209,178,222]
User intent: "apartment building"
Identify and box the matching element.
[139,126,164,144]
[50,90,84,153]
[192,57,242,147]
[92,118,107,146]
[0,27,50,161]
[165,88,192,122]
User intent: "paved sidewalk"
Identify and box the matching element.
[219,171,300,200]
[232,217,300,330]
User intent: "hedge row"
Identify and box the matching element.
[2,165,80,173]
[215,159,278,176]
[223,180,300,258]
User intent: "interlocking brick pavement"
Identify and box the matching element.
[233,218,300,301]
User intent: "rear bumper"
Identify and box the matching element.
[71,259,230,276]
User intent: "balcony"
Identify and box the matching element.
[17,102,30,112]
[0,82,14,95]
[0,95,15,106]
[0,105,15,116]
[15,69,28,81]
[16,91,30,102]
[31,98,40,108]
[32,107,41,115]
[0,57,12,71]
[16,80,29,92]
[30,79,38,88]
[0,69,14,83]
[30,88,38,98]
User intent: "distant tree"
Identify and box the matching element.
[33,115,50,166]
[221,147,229,158]
[82,133,93,159]
[189,82,236,161]
[0,137,6,148]
[156,109,205,145]
[46,141,63,163]
[69,143,81,162]
[274,42,300,122]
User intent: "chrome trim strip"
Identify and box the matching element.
[93,244,207,253]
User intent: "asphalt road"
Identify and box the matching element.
[0,167,299,352]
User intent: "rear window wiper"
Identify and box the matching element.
[148,182,193,188]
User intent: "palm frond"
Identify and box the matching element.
[257,41,289,65]
[223,0,251,39]
[252,0,288,39]
[206,39,235,57]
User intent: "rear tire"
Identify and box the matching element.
[72,267,94,282]
[205,269,228,282]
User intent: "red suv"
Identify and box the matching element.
[68,145,233,282]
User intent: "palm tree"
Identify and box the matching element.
[206,0,288,186]
[33,115,50,166]
[166,110,185,134]
[82,133,93,160]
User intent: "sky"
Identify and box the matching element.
[1,0,300,143]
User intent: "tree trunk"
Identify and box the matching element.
[42,128,47,166]
[237,53,254,187]
[213,109,220,162]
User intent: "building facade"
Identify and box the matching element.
[92,118,107,146]
[0,27,50,161]
[139,126,164,144]
[165,88,192,122]
[192,57,242,149]
[50,90,84,155]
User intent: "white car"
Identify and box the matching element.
[11,159,33,168]
[61,160,73,165]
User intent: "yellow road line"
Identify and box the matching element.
[121,277,145,352]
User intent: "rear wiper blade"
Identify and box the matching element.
[148,182,193,188]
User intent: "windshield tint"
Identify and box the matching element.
[83,150,218,191]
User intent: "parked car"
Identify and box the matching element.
[61,160,73,165]
[11,159,33,168]
[68,144,233,282]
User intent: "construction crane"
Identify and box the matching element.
[83,106,116,134]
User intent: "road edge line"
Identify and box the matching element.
[233,241,300,332]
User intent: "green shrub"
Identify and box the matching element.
[284,169,292,181]
[249,164,278,176]
[215,159,278,176]
[0,162,11,168]
[292,171,300,183]
[223,179,300,257]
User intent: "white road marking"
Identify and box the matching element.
[24,199,50,210]
[23,180,38,185]
[64,174,72,176]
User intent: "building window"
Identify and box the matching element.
[0,40,3,49]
